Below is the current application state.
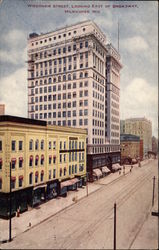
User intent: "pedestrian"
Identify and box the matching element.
[123,165,125,175]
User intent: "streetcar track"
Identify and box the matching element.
[60,166,156,249]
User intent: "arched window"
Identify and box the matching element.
[29,140,33,150]
[29,172,33,185]
[80,72,83,78]
[35,140,39,150]
[41,170,44,182]
[68,74,71,80]
[63,75,66,81]
[53,77,56,83]
[85,71,88,77]
[48,77,52,84]
[41,140,44,150]
[58,76,61,82]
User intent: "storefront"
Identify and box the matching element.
[60,178,80,196]
[32,184,47,207]
[46,181,58,199]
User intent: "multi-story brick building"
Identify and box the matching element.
[124,117,152,157]
[120,134,143,164]
[0,115,87,217]
[27,20,122,180]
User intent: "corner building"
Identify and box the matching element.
[27,20,122,181]
[0,115,87,217]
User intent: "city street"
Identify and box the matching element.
[2,159,158,249]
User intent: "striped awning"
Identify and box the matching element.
[93,168,103,177]
[102,166,111,173]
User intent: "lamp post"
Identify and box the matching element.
[9,162,12,242]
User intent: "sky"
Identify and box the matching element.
[0,0,158,137]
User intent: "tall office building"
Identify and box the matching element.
[27,20,122,180]
[124,117,152,156]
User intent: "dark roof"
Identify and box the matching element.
[120,133,140,142]
[0,115,46,127]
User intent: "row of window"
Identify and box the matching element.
[92,110,104,119]
[33,103,89,113]
[33,62,89,77]
[92,119,104,128]
[29,71,89,81]
[32,80,88,95]
[92,129,104,136]
[30,95,89,105]
[34,52,89,69]
[93,100,104,111]
[93,90,104,102]
[38,116,88,126]
[0,162,85,189]
[31,90,89,102]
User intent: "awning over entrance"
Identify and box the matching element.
[112,164,121,170]
[33,184,47,190]
[102,166,111,174]
[93,168,103,177]
[61,178,79,189]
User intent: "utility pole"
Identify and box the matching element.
[152,176,155,207]
[114,202,116,250]
[9,162,12,242]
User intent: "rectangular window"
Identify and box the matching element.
[19,179,23,187]
[60,154,62,163]
[49,170,51,179]
[12,141,16,151]
[0,141,2,151]
[53,169,56,178]
[19,159,23,168]
[19,141,23,151]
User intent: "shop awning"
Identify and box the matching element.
[19,157,23,161]
[0,177,2,181]
[36,155,39,160]
[93,168,103,177]
[0,158,2,163]
[112,164,121,170]
[70,178,79,185]
[30,155,33,160]
[102,166,111,174]
[41,170,44,175]
[53,155,56,158]
[33,184,47,190]
[49,155,52,158]
[132,158,137,163]
[61,180,73,189]
[41,154,44,159]
[19,175,23,180]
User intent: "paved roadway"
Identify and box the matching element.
[2,159,158,249]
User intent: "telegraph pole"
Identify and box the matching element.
[152,176,155,207]
[9,162,12,242]
[114,202,116,250]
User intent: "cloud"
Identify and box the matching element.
[0,67,27,117]
[0,29,27,65]
[121,36,149,53]
[120,78,158,137]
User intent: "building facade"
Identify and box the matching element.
[152,136,158,154]
[124,117,152,157]
[0,104,5,115]
[120,134,143,164]
[0,115,87,217]
[27,20,122,181]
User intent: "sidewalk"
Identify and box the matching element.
[0,159,151,244]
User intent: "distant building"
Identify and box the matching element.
[152,136,158,154]
[120,120,125,134]
[120,134,143,163]
[0,115,87,218]
[0,104,5,115]
[124,117,152,157]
